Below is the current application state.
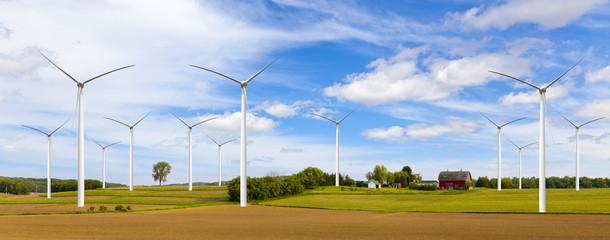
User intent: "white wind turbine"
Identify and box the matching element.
[489,57,583,212]
[40,51,134,207]
[558,112,604,191]
[190,54,282,207]
[312,107,358,186]
[480,112,525,191]
[104,111,152,191]
[506,138,537,190]
[22,120,69,199]
[170,112,217,191]
[208,136,236,186]
[92,139,121,189]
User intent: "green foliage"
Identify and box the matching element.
[501,178,514,189]
[0,177,30,195]
[115,205,128,212]
[126,205,132,211]
[99,205,107,212]
[88,206,95,212]
[152,162,172,186]
[366,165,391,185]
[475,176,491,188]
[408,182,437,191]
[50,179,102,192]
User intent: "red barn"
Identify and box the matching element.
[438,170,472,190]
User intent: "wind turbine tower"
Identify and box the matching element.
[558,113,604,191]
[190,54,282,207]
[92,140,120,189]
[506,138,536,189]
[489,57,583,212]
[171,112,217,191]
[208,136,236,186]
[480,112,525,191]
[40,51,134,207]
[312,107,358,186]
[104,111,151,191]
[22,120,68,199]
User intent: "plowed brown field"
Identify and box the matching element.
[0,205,608,239]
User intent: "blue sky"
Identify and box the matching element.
[1,0,609,186]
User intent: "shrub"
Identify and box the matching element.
[88,206,95,212]
[126,206,132,211]
[408,182,419,189]
[115,205,124,211]
[99,205,107,212]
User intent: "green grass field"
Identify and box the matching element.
[260,187,610,214]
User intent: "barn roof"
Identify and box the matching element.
[438,171,471,181]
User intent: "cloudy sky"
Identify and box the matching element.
[1,0,609,186]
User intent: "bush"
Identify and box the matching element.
[99,205,107,212]
[475,176,491,188]
[51,179,102,192]
[408,182,419,189]
[126,206,132,211]
[0,178,31,195]
[115,205,125,211]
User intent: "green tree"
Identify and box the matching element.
[475,176,491,188]
[152,161,172,186]
[366,165,391,185]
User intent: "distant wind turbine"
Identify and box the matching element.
[104,111,152,191]
[208,136,236,186]
[489,57,583,212]
[40,51,134,207]
[506,138,537,190]
[171,112,217,191]
[558,112,604,191]
[190,53,282,207]
[312,107,358,186]
[92,139,121,189]
[21,120,69,199]
[480,112,525,191]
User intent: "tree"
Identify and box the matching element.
[152,161,172,186]
[475,176,491,188]
[366,165,391,185]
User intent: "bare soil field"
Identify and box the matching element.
[0,205,608,239]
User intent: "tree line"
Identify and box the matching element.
[0,176,126,195]
[475,176,610,189]
[365,165,423,187]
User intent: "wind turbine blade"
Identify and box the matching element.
[245,53,283,84]
[501,117,526,127]
[190,65,241,85]
[545,57,584,89]
[220,139,237,146]
[105,141,121,148]
[50,119,70,135]
[579,117,605,128]
[170,112,190,127]
[311,113,337,123]
[523,142,537,149]
[338,106,359,123]
[505,137,519,149]
[489,70,540,90]
[243,87,254,127]
[478,111,499,127]
[207,135,220,146]
[104,117,131,128]
[557,112,577,128]
[133,111,153,127]
[84,65,135,84]
[91,139,104,148]
[22,125,49,135]
[192,116,218,128]
[39,50,79,84]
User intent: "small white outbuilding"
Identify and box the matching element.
[367,180,381,189]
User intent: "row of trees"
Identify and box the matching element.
[51,180,103,192]
[475,176,610,189]
[228,167,356,201]
[365,165,422,187]
[0,177,30,195]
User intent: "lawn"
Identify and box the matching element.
[260,187,610,214]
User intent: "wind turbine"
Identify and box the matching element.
[190,53,282,207]
[558,112,604,191]
[208,135,236,186]
[21,120,69,199]
[506,138,537,190]
[170,112,217,191]
[92,139,121,189]
[104,111,152,191]
[479,112,525,191]
[40,51,134,207]
[489,57,583,212]
[312,107,358,186]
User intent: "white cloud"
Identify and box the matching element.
[586,65,610,83]
[362,120,478,141]
[323,44,531,105]
[0,47,47,78]
[447,0,607,31]
[201,111,279,134]
[259,100,313,118]
[500,82,571,105]
[576,99,610,118]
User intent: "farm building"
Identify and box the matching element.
[438,170,472,190]
[417,180,439,187]
[390,183,401,189]
[367,180,381,189]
